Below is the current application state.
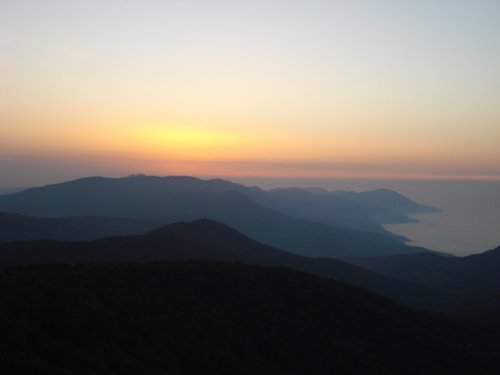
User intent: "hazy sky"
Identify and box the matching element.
[1,0,499,187]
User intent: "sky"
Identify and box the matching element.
[1,0,499,187]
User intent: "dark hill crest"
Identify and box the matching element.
[343,244,500,315]
[0,218,448,312]
[147,218,252,241]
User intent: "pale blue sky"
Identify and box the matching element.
[1,1,499,186]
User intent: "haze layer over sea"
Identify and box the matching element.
[226,178,500,257]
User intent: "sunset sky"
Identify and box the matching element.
[1,0,499,187]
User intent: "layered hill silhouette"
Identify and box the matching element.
[0,211,161,244]
[0,219,448,311]
[308,187,441,214]
[1,176,494,374]
[0,175,417,233]
[0,175,441,258]
[344,246,500,315]
[268,187,420,225]
[2,261,498,375]
[0,187,28,195]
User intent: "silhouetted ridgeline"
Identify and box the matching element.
[0,187,29,195]
[0,219,447,311]
[328,188,442,214]
[0,175,443,258]
[267,187,421,225]
[343,245,500,315]
[1,261,498,375]
[0,211,161,244]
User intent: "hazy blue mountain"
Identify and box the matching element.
[0,219,449,311]
[0,175,439,257]
[0,187,29,195]
[269,187,419,225]
[329,188,442,214]
[0,211,161,244]
[0,175,414,238]
[304,187,330,195]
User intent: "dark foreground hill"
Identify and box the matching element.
[343,246,500,315]
[147,219,449,311]
[0,175,440,258]
[1,261,499,375]
[0,212,161,244]
[0,219,447,311]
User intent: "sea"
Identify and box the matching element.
[226,177,500,257]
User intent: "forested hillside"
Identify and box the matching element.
[1,261,498,375]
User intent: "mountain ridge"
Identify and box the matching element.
[0,218,449,312]
[0,175,442,258]
[0,211,161,244]
[329,188,442,214]
[343,245,500,314]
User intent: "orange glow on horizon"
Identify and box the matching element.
[1,119,498,184]
[5,122,494,165]
[86,154,499,181]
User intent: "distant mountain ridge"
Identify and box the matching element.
[329,188,442,214]
[0,187,29,195]
[0,175,441,258]
[268,187,420,225]
[0,175,422,231]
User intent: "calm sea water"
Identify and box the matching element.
[226,177,500,257]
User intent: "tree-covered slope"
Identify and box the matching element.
[343,246,500,296]
[343,246,500,315]
[0,219,447,311]
[0,261,498,375]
